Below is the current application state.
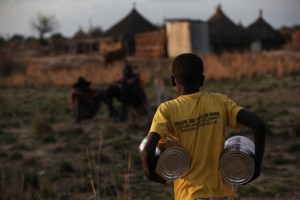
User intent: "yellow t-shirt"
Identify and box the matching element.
[149,91,243,200]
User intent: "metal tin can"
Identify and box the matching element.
[139,136,191,181]
[219,135,255,185]
[156,145,191,181]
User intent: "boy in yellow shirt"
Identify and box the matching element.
[140,53,266,200]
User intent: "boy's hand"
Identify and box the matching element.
[149,171,167,184]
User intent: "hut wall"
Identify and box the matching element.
[292,30,300,50]
[99,37,123,54]
[75,39,100,54]
[166,20,209,57]
[190,22,209,54]
[166,21,191,57]
[250,40,262,52]
[62,38,100,54]
[49,39,69,55]
[135,30,167,58]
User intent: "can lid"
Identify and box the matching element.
[156,145,190,181]
[219,149,255,185]
[225,136,255,154]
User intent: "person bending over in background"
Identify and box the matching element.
[140,53,266,200]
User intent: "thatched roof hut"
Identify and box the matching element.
[208,4,252,53]
[246,10,286,51]
[103,7,157,55]
[65,28,100,54]
[72,28,88,40]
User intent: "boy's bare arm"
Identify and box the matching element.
[237,109,267,182]
[140,132,166,184]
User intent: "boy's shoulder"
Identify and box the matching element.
[161,92,229,105]
[205,91,227,98]
[199,90,226,97]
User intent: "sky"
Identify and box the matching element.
[0,0,299,38]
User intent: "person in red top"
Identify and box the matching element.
[71,76,100,123]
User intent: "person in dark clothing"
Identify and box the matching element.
[115,64,148,121]
[70,76,100,123]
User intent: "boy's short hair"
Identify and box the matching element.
[172,53,204,86]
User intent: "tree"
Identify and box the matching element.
[9,34,24,43]
[0,36,6,47]
[88,26,103,37]
[50,32,64,40]
[25,36,37,43]
[31,12,59,44]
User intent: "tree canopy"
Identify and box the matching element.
[88,26,103,37]
[31,12,59,44]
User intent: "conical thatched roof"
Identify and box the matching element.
[208,4,252,47]
[104,7,157,40]
[247,10,285,43]
[72,28,88,40]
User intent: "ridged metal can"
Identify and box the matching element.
[139,137,191,181]
[155,145,191,181]
[219,135,255,185]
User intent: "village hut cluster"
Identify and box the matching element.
[2,4,299,62]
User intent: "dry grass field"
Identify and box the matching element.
[0,51,300,199]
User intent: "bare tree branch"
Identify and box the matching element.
[31,12,59,43]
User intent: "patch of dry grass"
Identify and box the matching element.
[0,51,299,87]
[203,51,300,80]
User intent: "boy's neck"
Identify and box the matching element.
[179,85,200,95]
[183,88,200,95]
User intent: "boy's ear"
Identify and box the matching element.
[200,75,205,87]
[171,75,176,86]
